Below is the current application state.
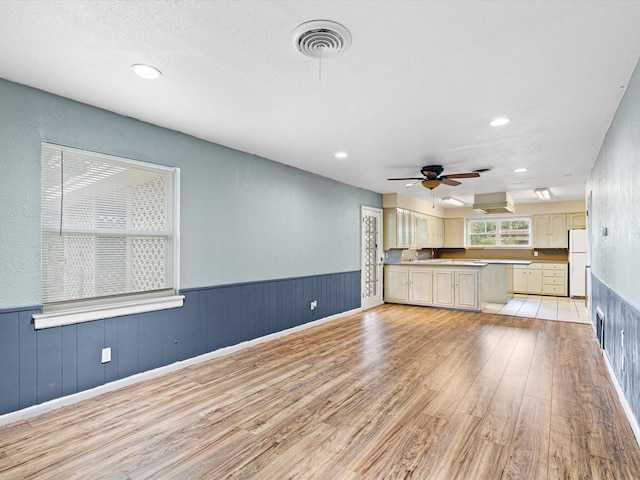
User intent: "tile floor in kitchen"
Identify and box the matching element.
[483,294,591,324]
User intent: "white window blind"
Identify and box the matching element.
[40,143,179,314]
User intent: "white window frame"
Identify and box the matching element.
[466,216,532,248]
[33,143,182,329]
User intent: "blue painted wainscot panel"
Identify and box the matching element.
[591,273,640,427]
[0,271,360,415]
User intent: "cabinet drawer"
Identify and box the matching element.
[543,284,566,295]
[544,270,566,278]
[543,263,566,271]
[544,277,565,286]
[515,264,543,271]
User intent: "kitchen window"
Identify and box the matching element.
[467,216,532,247]
[33,143,182,329]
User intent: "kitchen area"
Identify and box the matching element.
[382,193,588,322]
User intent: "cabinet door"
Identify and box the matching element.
[513,268,529,293]
[396,209,407,248]
[398,210,416,248]
[432,270,455,307]
[435,217,444,248]
[533,215,549,247]
[568,212,586,229]
[444,218,464,248]
[549,214,567,247]
[409,269,433,305]
[528,269,544,294]
[455,270,478,309]
[384,267,408,303]
[415,214,428,249]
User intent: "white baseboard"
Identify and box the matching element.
[0,307,361,427]
[602,349,640,447]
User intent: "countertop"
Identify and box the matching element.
[388,260,489,267]
[386,259,570,266]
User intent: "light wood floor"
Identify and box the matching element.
[484,295,590,324]
[2,304,639,479]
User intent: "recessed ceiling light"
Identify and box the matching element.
[514,168,527,173]
[490,117,510,127]
[334,151,348,159]
[131,64,162,80]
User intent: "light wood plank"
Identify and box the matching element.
[1,304,639,479]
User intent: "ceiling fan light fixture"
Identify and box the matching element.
[442,197,465,206]
[131,64,162,79]
[421,179,442,190]
[535,188,552,200]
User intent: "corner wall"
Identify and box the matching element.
[586,57,640,427]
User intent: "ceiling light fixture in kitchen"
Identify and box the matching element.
[535,188,552,200]
[334,151,348,159]
[490,117,510,127]
[442,197,465,206]
[131,64,162,79]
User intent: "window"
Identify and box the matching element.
[467,216,531,247]
[34,143,182,329]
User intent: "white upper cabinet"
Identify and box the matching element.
[444,218,464,248]
[533,214,567,248]
[567,212,586,229]
[384,208,416,249]
[415,213,429,249]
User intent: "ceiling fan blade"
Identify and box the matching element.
[442,172,481,179]
[387,177,425,181]
[441,178,461,186]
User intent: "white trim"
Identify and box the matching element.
[361,206,384,310]
[3,307,361,426]
[602,349,640,447]
[32,295,185,329]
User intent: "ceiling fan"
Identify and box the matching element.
[387,165,482,190]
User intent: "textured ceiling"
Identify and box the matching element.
[2,0,640,207]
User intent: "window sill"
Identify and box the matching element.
[32,295,185,329]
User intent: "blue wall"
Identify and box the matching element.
[0,78,380,415]
[0,272,360,415]
[0,78,381,308]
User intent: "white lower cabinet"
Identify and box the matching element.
[409,268,433,305]
[455,270,479,309]
[542,263,567,296]
[513,264,543,294]
[383,266,409,303]
[384,265,483,311]
[432,270,455,307]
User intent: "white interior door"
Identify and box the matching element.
[361,206,384,309]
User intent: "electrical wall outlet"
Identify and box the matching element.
[534,250,539,257]
[310,300,318,311]
[101,347,111,364]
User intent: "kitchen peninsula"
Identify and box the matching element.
[384,258,531,312]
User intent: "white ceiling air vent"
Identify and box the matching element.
[473,192,515,214]
[291,20,352,58]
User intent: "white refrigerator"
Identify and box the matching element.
[569,229,587,297]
